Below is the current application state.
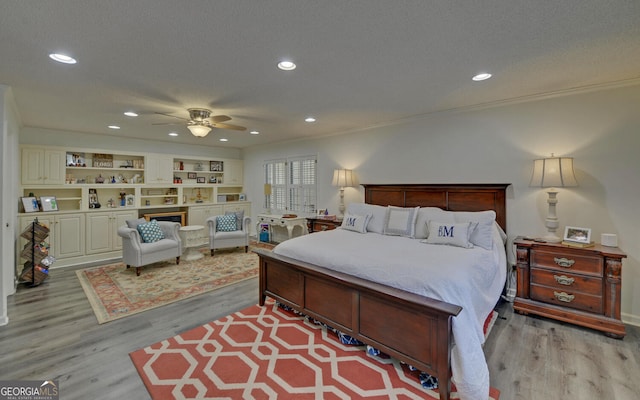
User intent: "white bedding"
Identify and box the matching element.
[273,227,507,400]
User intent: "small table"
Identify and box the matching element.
[256,214,308,242]
[179,225,207,261]
[306,217,343,233]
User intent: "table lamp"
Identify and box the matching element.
[332,169,356,216]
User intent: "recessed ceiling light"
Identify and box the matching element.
[124,111,138,117]
[305,117,316,123]
[250,130,260,135]
[277,60,296,71]
[108,125,120,129]
[219,138,228,142]
[472,73,492,81]
[168,132,178,137]
[49,53,77,64]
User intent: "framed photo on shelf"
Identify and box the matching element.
[210,161,223,172]
[21,197,40,213]
[563,226,591,244]
[238,193,246,201]
[40,196,58,212]
[187,172,197,179]
[196,177,206,184]
[317,208,327,216]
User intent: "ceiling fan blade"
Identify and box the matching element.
[152,122,181,126]
[154,112,189,121]
[209,115,232,123]
[212,122,247,131]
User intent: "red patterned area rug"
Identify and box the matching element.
[77,242,274,324]
[130,299,500,399]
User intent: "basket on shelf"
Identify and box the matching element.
[20,222,49,242]
[20,241,49,265]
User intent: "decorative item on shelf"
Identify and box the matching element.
[120,160,134,168]
[529,154,578,243]
[88,188,101,209]
[66,152,86,167]
[40,196,58,212]
[239,193,246,201]
[93,153,114,168]
[562,226,594,247]
[164,198,175,205]
[179,161,184,170]
[110,176,116,184]
[196,188,203,203]
[21,197,40,213]
[173,176,182,184]
[601,233,618,247]
[107,198,115,208]
[196,177,206,184]
[209,176,217,183]
[132,159,144,169]
[131,174,141,184]
[194,162,204,171]
[119,191,126,207]
[332,168,357,216]
[187,172,197,179]
[95,174,105,184]
[210,161,223,172]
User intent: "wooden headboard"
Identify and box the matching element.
[362,183,509,232]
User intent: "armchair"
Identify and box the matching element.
[117,220,182,276]
[206,215,251,256]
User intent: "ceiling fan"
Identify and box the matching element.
[153,108,246,137]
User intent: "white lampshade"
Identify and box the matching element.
[332,169,355,187]
[530,156,577,188]
[187,124,212,137]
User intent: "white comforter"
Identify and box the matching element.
[273,227,507,400]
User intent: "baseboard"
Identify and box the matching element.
[622,312,640,328]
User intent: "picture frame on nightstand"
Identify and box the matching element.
[563,226,591,244]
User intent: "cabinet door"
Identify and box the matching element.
[113,211,137,251]
[44,150,66,184]
[86,213,112,254]
[224,159,243,184]
[54,214,85,258]
[189,206,224,226]
[21,148,44,184]
[146,155,173,183]
[224,203,251,216]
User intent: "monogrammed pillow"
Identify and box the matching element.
[340,213,371,234]
[423,221,474,248]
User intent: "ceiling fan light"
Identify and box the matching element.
[188,124,212,137]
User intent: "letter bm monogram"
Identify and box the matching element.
[346,217,357,226]
[438,225,454,237]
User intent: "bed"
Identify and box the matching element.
[255,183,509,400]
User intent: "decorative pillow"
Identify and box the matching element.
[423,221,474,248]
[453,210,496,250]
[136,219,165,243]
[225,210,244,230]
[345,203,387,234]
[414,207,454,239]
[383,206,419,237]
[216,214,237,232]
[340,213,371,234]
[126,217,147,229]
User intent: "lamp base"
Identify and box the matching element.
[542,234,562,243]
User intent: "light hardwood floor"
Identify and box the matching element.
[1,264,638,400]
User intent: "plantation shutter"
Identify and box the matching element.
[264,155,316,213]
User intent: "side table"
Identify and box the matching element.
[306,217,343,233]
[256,214,308,242]
[179,225,207,261]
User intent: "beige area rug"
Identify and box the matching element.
[77,243,273,324]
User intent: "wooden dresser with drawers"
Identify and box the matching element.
[513,237,626,338]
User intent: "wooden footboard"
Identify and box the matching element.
[256,249,462,400]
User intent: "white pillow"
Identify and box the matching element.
[414,207,454,239]
[345,203,387,234]
[340,213,371,234]
[384,206,419,237]
[452,210,496,250]
[423,221,474,248]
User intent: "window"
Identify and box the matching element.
[264,156,317,214]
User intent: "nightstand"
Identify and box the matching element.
[513,237,626,338]
[306,217,342,233]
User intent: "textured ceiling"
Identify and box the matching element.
[1,0,640,148]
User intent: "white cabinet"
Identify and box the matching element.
[21,148,66,185]
[223,202,251,216]
[86,210,138,254]
[19,214,85,261]
[188,205,224,226]
[224,159,243,184]
[146,154,173,184]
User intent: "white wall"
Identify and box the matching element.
[243,82,640,325]
[1,85,20,325]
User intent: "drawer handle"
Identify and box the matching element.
[320,225,328,231]
[554,257,575,268]
[553,291,575,303]
[554,275,575,286]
